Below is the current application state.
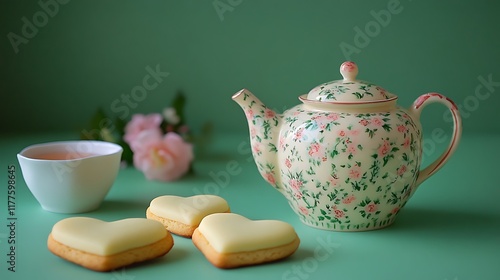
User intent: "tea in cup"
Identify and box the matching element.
[17,140,123,213]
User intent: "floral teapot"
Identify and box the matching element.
[232,61,462,231]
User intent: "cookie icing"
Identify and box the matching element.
[149,195,229,225]
[51,217,167,256]
[197,213,297,253]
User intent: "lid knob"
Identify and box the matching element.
[340,61,358,82]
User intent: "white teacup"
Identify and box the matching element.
[17,140,123,213]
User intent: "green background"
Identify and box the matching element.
[1,1,500,279]
[1,0,499,136]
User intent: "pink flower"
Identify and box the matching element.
[402,137,411,149]
[327,113,339,121]
[132,130,193,181]
[341,61,356,72]
[265,172,276,185]
[253,143,261,155]
[294,191,302,199]
[378,140,391,157]
[338,130,346,137]
[294,128,304,141]
[334,209,345,218]
[359,119,369,126]
[290,179,302,191]
[397,165,407,176]
[308,142,322,157]
[392,207,400,214]
[329,175,339,187]
[285,158,292,168]
[279,136,287,150]
[299,206,309,215]
[347,143,357,155]
[124,113,163,149]
[365,202,377,213]
[349,165,362,179]
[372,117,383,127]
[349,129,360,136]
[250,126,257,138]
[397,125,407,133]
[265,109,275,118]
[245,109,254,119]
[342,195,356,204]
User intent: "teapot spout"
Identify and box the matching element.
[232,89,283,191]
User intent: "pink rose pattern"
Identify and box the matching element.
[282,107,420,230]
[240,90,420,230]
[239,91,281,189]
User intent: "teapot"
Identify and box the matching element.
[232,61,462,231]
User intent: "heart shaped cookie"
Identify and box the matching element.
[48,217,173,271]
[146,195,230,237]
[192,213,300,268]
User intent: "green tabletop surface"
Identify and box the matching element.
[0,132,499,280]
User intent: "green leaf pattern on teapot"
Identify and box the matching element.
[232,61,462,231]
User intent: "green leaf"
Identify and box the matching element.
[382,124,392,132]
[354,92,363,99]
[114,117,133,164]
[117,138,133,164]
[90,108,109,130]
[172,90,186,124]
[330,149,339,158]
[402,152,409,161]
[305,120,318,130]
[268,143,278,152]
[80,108,109,140]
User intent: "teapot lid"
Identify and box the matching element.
[305,61,396,103]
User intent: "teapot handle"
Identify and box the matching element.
[409,93,462,187]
